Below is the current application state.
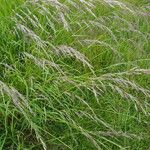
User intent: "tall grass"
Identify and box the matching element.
[0,0,150,149]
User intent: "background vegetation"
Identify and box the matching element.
[0,0,150,149]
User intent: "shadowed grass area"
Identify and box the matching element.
[0,0,150,149]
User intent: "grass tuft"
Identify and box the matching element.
[0,0,150,149]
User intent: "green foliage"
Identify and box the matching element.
[0,0,150,149]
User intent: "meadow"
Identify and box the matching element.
[0,0,150,149]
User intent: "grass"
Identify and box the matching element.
[0,0,150,149]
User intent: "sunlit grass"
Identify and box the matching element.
[0,0,150,149]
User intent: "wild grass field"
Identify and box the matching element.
[0,0,150,149]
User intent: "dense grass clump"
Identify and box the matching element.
[0,0,150,149]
